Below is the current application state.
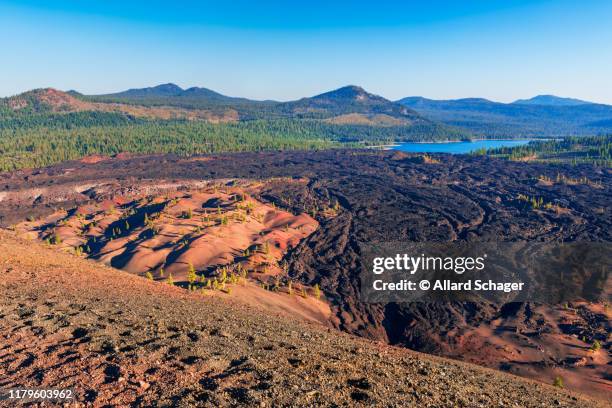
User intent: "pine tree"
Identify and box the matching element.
[187,263,197,285]
[313,284,321,299]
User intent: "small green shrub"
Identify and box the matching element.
[591,340,602,352]
[313,284,321,299]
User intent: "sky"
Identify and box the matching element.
[1,0,611,103]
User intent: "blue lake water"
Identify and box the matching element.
[392,139,532,154]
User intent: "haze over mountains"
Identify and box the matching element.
[398,95,612,138]
[512,95,592,106]
[3,83,612,137]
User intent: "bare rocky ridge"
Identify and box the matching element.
[0,231,605,407]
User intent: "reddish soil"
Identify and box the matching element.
[79,155,111,164]
[14,181,328,325]
[0,230,605,407]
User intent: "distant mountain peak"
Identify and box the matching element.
[280,85,424,122]
[90,83,249,103]
[153,83,183,91]
[397,93,612,138]
[398,96,495,105]
[512,94,591,106]
[2,88,88,112]
[454,97,494,103]
[338,85,367,93]
[312,85,373,101]
[115,83,185,97]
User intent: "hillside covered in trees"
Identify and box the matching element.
[485,135,612,166]
[2,84,611,172]
[399,96,612,138]
[0,85,466,171]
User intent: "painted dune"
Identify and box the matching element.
[17,185,319,288]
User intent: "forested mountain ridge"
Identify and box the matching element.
[0,88,241,123]
[0,85,468,171]
[84,84,429,124]
[277,85,424,125]
[398,96,612,137]
[512,94,591,106]
[1,88,94,114]
[86,82,266,109]
[4,84,609,173]
[1,84,457,129]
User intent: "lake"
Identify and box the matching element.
[392,139,532,154]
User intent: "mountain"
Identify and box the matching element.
[97,82,238,102]
[398,96,612,137]
[0,88,94,113]
[0,88,240,123]
[6,84,448,129]
[105,82,184,98]
[90,84,428,124]
[278,85,424,123]
[512,94,591,106]
[88,82,259,107]
[1,84,468,141]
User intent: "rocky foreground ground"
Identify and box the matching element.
[0,230,606,407]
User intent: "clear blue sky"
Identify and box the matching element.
[1,0,611,103]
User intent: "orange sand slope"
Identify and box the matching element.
[15,183,331,325]
[18,187,317,282]
[0,230,606,407]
